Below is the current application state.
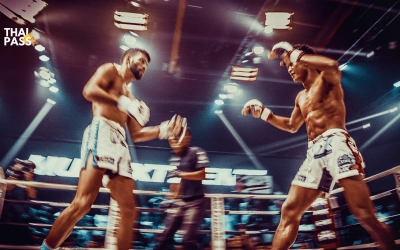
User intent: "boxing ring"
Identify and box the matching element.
[0,166,399,249]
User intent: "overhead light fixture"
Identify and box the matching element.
[123,34,137,46]
[46,98,56,105]
[366,51,374,58]
[339,63,347,71]
[265,12,293,31]
[215,110,223,114]
[214,100,224,105]
[0,0,48,25]
[34,44,45,51]
[394,81,400,88]
[362,123,371,129]
[253,46,265,55]
[230,66,258,81]
[39,55,49,62]
[49,86,59,93]
[225,83,238,93]
[114,11,148,31]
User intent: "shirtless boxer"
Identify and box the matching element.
[242,42,396,250]
[41,48,183,250]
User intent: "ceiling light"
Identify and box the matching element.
[39,79,50,87]
[241,59,248,63]
[264,26,273,34]
[49,86,59,93]
[230,66,258,81]
[253,46,265,55]
[245,52,253,56]
[48,78,56,84]
[46,98,56,105]
[215,100,224,105]
[339,63,347,71]
[123,34,137,46]
[39,55,49,61]
[34,44,45,51]
[265,12,293,30]
[114,11,148,31]
[0,0,48,24]
[219,94,228,99]
[393,81,400,88]
[225,84,238,93]
[129,31,139,37]
[215,110,223,114]
[390,107,398,113]
[362,123,370,129]
[366,51,374,58]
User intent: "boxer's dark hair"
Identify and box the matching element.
[293,43,316,55]
[120,48,151,64]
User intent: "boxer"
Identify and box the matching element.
[41,48,184,250]
[242,41,396,250]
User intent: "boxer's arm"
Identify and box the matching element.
[126,117,159,142]
[289,53,342,85]
[82,63,119,104]
[267,94,304,133]
[179,167,206,181]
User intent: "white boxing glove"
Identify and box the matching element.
[242,99,272,121]
[117,95,150,126]
[159,115,177,139]
[268,41,304,64]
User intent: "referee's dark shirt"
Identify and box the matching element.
[169,146,209,200]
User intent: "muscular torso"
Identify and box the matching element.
[91,64,131,127]
[297,75,346,140]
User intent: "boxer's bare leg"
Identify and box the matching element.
[340,175,396,250]
[271,185,322,250]
[107,176,136,250]
[44,153,105,248]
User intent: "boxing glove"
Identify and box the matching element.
[242,99,272,121]
[117,95,150,126]
[268,41,305,64]
[167,169,182,179]
[6,168,24,180]
[14,158,36,174]
[159,114,177,139]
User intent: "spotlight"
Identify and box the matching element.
[34,44,45,51]
[214,100,224,105]
[225,84,238,93]
[46,98,56,105]
[339,63,347,71]
[230,66,258,81]
[123,34,137,46]
[114,11,148,31]
[390,107,398,113]
[49,86,59,93]
[215,110,223,114]
[362,123,371,129]
[366,51,374,58]
[265,12,293,30]
[219,94,228,99]
[393,81,400,88]
[253,46,265,55]
[39,79,50,87]
[241,59,249,63]
[39,55,49,62]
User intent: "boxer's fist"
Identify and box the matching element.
[159,114,186,139]
[268,41,305,64]
[6,168,24,180]
[117,95,150,126]
[167,169,182,179]
[242,99,272,121]
[268,41,293,59]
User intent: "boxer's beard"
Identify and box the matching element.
[130,63,143,80]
